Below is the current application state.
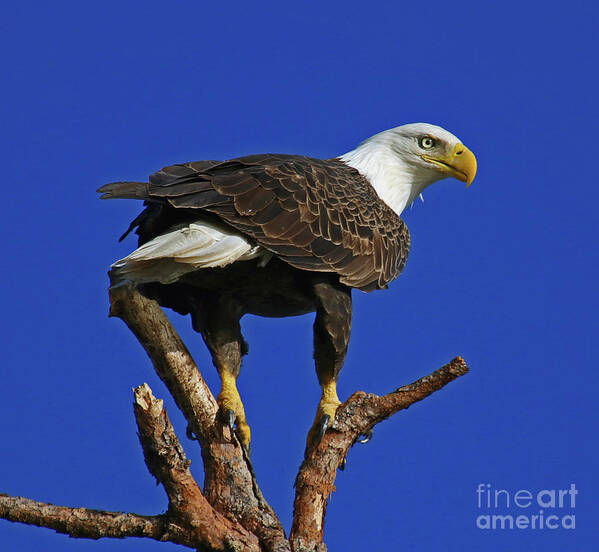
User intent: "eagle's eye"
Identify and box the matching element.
[419,136,436,150]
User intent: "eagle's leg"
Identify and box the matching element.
[307,280,352,447]
[194,296,251,451]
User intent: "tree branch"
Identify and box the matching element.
[290,357,469,551]
[0,495,166,541]
[133,383,260,551]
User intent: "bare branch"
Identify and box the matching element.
[0,495,167,541]
[133,383,259,551]
[290,357,469,551]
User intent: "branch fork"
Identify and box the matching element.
[1,284,469,551]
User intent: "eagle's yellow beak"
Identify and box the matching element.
[422,144,477,187]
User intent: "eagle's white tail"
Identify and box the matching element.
[112,221,262,284]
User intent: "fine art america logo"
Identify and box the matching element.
[476,483,577,530]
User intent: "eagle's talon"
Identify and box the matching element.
[357,429,373,444]
[217,382,251,449]
[306,389,341,448]
[220,407,252,451]
[186,424,198,441]
[316,414,330,443]
[224,408,236,431]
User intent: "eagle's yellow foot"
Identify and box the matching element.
[217,374,251,453]
[307,381,341,447]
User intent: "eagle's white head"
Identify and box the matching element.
[340,123,477,216]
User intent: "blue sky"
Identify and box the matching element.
[1,1,597,550]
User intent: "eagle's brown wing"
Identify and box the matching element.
[98,154,410,290]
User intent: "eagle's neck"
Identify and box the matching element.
[339,138,439,216]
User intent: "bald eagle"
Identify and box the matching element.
[98,123,477,450]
